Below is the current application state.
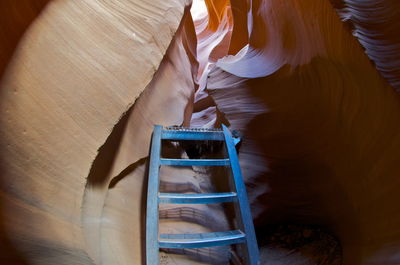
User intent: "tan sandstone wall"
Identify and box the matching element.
[200,0,400,264]
[0,0,190,264]
[2,0,400,264]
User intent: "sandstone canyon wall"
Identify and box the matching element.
[197,0,400,264]
[0,0,192,264]
[1,0,400,264]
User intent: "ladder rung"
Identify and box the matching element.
[158,192,237,204]
[163,126,222,132]
[159,230,245,249]
[160,158,230,166]
[161,130,224,141]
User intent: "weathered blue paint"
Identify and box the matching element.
[158,192,237,204]
[161,130,224,141]
[146,125,162,265]
[146,125,260,265]
[222,124,260,265]
[160,158,230,166]
[233,136,241,146]
[159,230,246,249]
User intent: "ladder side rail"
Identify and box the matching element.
[221,133,248,262]
[146,125,163,265]
[227,159,248,262]
[222,125,260,265]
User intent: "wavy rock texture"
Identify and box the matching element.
[0,0,190,264]
[0,0,50,77]
[190,0,233,128]
[1,0,400,264]
[330,0,400,91]
[197,0,400,264]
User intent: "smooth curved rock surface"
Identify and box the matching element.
[200,0,400,264]
[1,0,400,264]
[0,0,50,77]
[0,0,190,264]
[330,0,400,91]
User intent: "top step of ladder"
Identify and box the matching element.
[161,126,225,141]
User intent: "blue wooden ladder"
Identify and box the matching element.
[146,125,260,265]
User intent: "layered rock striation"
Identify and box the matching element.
[1,0,400,264]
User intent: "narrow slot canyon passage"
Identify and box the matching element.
[1,0,400,265]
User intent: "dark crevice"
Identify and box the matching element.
[86,107,133,187]
[108,157,148,189]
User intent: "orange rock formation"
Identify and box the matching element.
[1,0,400,264]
